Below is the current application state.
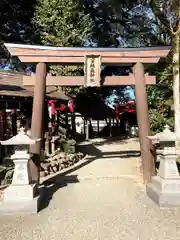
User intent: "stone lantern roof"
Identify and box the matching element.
[0,127,40,145]
[147,125,180,142]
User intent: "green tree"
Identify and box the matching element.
[79,0,158,47]
[0,0,36,48]
[32,0,93,88]
[0,0,38,72]
[33,0,93,47]
[147,0,179,133]
[32,0,94,141]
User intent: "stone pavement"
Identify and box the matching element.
[1,138,180,240]
[73,138,141,180]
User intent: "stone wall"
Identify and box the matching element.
[0,151,84,185]
[40,151,84,177]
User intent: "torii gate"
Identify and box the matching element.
[4,43,170,184]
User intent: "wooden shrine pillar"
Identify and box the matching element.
[85,119,89,140]
[109,115,112,137]
[11,109,17,136]
[0,110,6,164]
[133,62,154,183]
[29,63,47,183]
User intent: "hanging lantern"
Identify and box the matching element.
[84,55,101,87]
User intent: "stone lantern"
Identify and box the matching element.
[0,127,42,214]
[147,125,180,207]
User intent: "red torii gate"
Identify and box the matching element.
[4,43,170,184]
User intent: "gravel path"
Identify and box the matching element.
[0,138,180,240]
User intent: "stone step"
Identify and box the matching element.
[147,181,180,207]
[151,176,180,193]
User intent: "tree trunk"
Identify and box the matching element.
[173,7,180,140]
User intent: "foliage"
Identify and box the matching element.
[0,0,177,135]
[146,0,179,133]
[0,0,36,48]
[0,0,38,72]
[149,108,174,133]
[148,84,174,133]
[33,0,93,47]
[81,0,177,133]
[147,52,174,133]
[79,0,160,47]
[32,0,94,95]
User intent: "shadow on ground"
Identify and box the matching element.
[39,174,79,211]
[92,136,138,146]
[101,150,140,159]
[39,141,140,212]
[39,156,99,212]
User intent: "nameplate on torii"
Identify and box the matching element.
[84,55,101,87]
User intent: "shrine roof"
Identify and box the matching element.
[0,71,69,100]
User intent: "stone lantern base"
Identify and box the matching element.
[0,150,44,215]
[147,176,180,207]
[0,184,44,215]
[147,148,180,207]
[0,129,44,215]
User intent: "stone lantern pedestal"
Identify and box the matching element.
[0,128,43,215]
[4,151,37,202]
[147,125,180,207]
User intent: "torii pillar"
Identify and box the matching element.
[133,62,155,183]
[29,63,47,183]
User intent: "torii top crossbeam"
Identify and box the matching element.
[4,43,170,64]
